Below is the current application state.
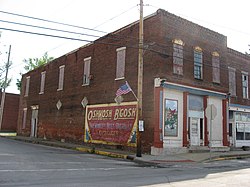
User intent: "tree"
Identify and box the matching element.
[0,61,12,91]
[16,52,54,91]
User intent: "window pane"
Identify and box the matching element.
[228,68,236,96]
[83,58,91,85]
[189,95,203,111]
[194,51,202,79]
[212,55,220,83]
[236,123,244,140]
[173,44,183,75]
[116,47,126,79]
[164,99,178,136]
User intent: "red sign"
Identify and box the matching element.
[84,102,138,146]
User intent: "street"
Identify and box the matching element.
[0,137,250,187]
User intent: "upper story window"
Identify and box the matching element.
[242,71,249,99]
[24,76,30,97]
[172,39,184,75]
[194,47,203,79]
[212,52,220,84]
[39,71,46,94]
[116,47,126,80]
[83,57,91,86]
[57,65,65,91]
[228,67,236,96]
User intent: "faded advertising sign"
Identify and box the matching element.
[84,102,138,147]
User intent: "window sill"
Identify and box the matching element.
[115,77,125,81]
[39,92,44,95]
[82,84,90,87]
[57,88,63,91]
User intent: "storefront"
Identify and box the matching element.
[229,104,250,147]
[152,79,228,155]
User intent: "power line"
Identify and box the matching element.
[0,10,106,34]
[0,19,101,39]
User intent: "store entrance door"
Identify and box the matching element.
[190,117,200,146]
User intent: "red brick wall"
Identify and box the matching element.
[226,48,250,105]
[17,9,250,152]
[0,92,19,131]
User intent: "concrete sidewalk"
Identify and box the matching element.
[2,135,250,165]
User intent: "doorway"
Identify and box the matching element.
[188,117,204,146]
[31,108,38,138]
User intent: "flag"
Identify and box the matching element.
[116,82,132,96]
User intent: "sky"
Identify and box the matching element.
[0,0,249,94]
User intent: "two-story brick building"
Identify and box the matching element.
[17,9,250,154]
[0,92,19,133]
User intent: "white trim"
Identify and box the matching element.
[228,66,236,71]
[116,47,126,52]
[115,77,125,81]
[59,65,65,69]
[165,81,227,96]
[84,57,91,61]
[241,71,248,75]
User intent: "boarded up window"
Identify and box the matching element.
[116,47,126,79]
[194,47,203,79]
[83,57,91,85]
[39,71,46,94]
[57,65,65,91]
[173,43,183,75]
[212,52,220,83]
[24,76,30,97]
[22,108,27,129]
[242,72,249,99]
[228,67,236,96]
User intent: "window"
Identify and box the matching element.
[242,72,248,99]
[228,67,236,96]
[188,95,203,111]
[212,52,220,83]
[172,39,184,75]
[116,47,126,80]
[39,71,46,94]
[164,99,178,136]
[22,108,27,129]
[57,65,65,91]
[83,57,91,85]
[24,76,30,97]
[194,47,203,79]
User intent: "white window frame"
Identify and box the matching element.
[83,57,91,86]
[115,47,126,80]
[22,108,27,129]
[242,71,249,99]
[57,65,65,91]
[228,67,236,96]
[194,49,203,79]
[212,52,220,84]
[39,71,46,94]
[24,76,30,97]
[173,41,184,75]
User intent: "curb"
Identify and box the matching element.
[204,154,250,162]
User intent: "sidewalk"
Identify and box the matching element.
[2,135,250,165]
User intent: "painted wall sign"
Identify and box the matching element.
[84,102,138,147]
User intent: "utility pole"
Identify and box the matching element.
[0,45,11,130]
[136,0,143,157]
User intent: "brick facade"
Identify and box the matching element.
[17,9,250,152]
[0,92,19,132]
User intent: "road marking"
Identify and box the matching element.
[0,166,139,172]
[0,154,14,156]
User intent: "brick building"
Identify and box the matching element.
[17,9,250,154]
[0,92,19,132]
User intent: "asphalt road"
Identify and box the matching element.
[0,137,250,187]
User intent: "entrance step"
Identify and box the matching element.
[188,146,209,153]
